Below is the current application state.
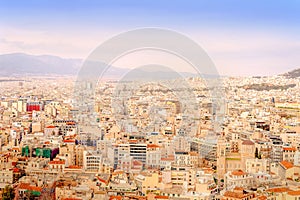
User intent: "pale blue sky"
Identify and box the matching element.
[0,0,299,76]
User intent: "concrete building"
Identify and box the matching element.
[245,158,270,174]
[224,170,255,190]
[282,146,296,163]
[83,150,103,172]
[135,172,159,195]
[146,144,161,169]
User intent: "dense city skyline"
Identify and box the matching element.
[0,1,300,200]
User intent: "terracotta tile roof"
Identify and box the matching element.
[242,140,254,145]
[257,196,267,200]
[283,147,297,151]
[109,196,122,200]
[49,160,65,165]
[19,183,42,192]
[133,160,143,166]
[147,144,160,148]
[267,187,291,193]
[46,125,56,128]
[63,139,75,143]
[223,191,253,199]
[155,195,169,199]
[128,139,138,143]
[97,177,108,185]
[189,152,198,156]
[288,190,300,196]
[234,187,244,191]
[232,170,246,176]
[62,198,82,200]
[112,170,124,175]
[280,160,294,169]
[161,156,175,161]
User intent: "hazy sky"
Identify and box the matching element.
[0,0,300,76]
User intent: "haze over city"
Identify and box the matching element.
[1,0,300,76]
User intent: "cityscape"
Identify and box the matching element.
[0,1,300,200]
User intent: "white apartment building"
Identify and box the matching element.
[146,144,161,168]
[83,150,103,172]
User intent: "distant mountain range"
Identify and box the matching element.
[0,53,81,76]
[0,53,299,79]
[281,68,300,78]
[0,53,197,79]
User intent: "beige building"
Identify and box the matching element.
[194,169,217,195]
[224,170,255,190]
[48,159,65,173]
[217,138,255,180]
[83,150,102,172]
[135,172,159,195]
[245,158,270,173]
[278,160,300,181]
[31,121,42,133]
[55,180,93,200]
[266,187,291,200]
[59,144,75,167]
[0,169,13,185]
[222,187,256,200]
[282,146,296,163]
[58,144,85,168]
[75,145,85,167]
[146,144,161,169]
[174,151,198,167]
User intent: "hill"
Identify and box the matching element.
[0,53,198,79]
[0,53,81,76]
[282,68,300,78]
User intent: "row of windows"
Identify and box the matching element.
[86,161,100,164]
[0,179,12,183]
[86,157,101,160]
[228,179,254,185]
[0,173,12,176]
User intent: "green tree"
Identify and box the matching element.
[2,185,15,200]
[258,153,262,159]
[255,147,259,158]
[24,191,36,200]
[213,177,218,184]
